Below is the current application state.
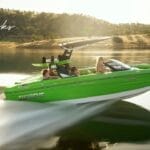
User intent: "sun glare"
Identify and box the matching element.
[0,0,149,24]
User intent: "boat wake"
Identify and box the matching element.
[124,90,150,111]
[0,90,149,150]
[0,98,117,150]
[0,73,29,87]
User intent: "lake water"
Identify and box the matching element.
[0,43,150,73]
[0,43,150,150]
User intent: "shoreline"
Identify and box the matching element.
[112,34,150,49]
[0,34,149,50]
[0,42,16,49]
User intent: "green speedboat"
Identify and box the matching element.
[4,59,150,103]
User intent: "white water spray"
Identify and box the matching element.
[0,99,116,150]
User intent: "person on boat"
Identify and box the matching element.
[70,66,80,77]
[96,57,106,73]
[42,56,46,63]
[56,64,70,77]
[49,56,56,69]
[49,68,59,79]
[42,69,50,80]
[42,69,59,80]
[48,55,59,77]
[96,57,111,73]
[56,54,70,77]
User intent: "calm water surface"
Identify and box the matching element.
[0,44,150,73]
[0,44,150,150]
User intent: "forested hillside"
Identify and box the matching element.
[0,8,149,42]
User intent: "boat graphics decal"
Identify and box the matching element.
[19,92,44,100]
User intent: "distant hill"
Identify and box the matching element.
[0,8,149,42]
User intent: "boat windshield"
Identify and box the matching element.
[105,59,131,71]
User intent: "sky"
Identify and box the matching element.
[0,0,150,24]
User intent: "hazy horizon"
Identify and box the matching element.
[0,0,150,24]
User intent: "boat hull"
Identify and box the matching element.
[4,69,150,103]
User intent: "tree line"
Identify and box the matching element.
[0,8,149,42]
